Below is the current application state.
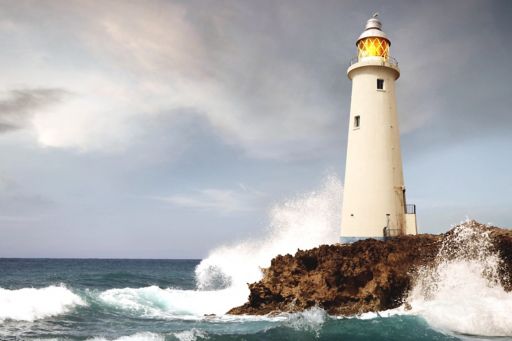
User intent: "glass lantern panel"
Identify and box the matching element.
[357,37,389,59]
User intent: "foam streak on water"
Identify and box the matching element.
[407,220,512,336]
[87,332,165,341]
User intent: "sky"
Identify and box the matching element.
[0,0,511,258]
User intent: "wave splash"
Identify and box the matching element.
[195,175,342,290]
[283,306,328,336]
[193,175,342,310]
[407,220,512,336]
[0,285,85,322]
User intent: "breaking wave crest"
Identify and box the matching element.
[407,220,512,336]
[0,285,85,321]
[98,285,245,318]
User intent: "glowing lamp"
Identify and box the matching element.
[357,37,389,59]
[356,14,390,61]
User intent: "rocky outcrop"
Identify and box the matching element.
[228,221,512,316]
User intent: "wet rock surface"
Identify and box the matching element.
[228,221,512,316]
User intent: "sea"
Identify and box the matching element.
[1,177,511,340]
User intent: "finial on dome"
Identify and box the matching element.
[357,13,388,43]
[365,14,383,31]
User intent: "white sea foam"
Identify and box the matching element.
[173,328,208,341]
[406,220,512,336]
[87,332,165,341]
[350,308,406,320]
[0,285,85,321]
[87,331,208,341]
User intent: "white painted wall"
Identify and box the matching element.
[405,213,418,235]
[341,58,417,239]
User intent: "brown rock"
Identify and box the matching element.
[228,220,512,316]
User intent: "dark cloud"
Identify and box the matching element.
[0,88,69,133]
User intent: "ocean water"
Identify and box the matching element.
[1,177,511,340]
[0,258,455,341]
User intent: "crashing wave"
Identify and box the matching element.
[0,285,85,322]
[407,219,512,336]
[194,175,342,292]
[98,285,246,318]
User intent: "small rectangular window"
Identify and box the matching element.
[377,79,384,90]
[354,115,360,128]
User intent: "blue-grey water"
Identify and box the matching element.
[0,258,487,341]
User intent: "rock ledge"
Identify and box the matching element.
[228,221,512,316]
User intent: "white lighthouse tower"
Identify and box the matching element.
[340,14,417,243]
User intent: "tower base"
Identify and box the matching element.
[340,236,385,244]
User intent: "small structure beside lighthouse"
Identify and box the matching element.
[340,14,417,243]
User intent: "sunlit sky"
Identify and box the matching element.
[0,0,511,258]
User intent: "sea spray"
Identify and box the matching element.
[195,175,342,292]
[284,306,328,336]
[407,220,512,336]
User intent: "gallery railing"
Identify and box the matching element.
[405,204,416,215]
[349,56,399,68]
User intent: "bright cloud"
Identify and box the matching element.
[155,185,265,214]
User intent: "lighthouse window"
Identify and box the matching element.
[377,79,384,90]
[354,115,360,128]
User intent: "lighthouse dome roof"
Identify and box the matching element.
[357,14,390,45]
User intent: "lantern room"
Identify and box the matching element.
[356,14,390,61]
[357,37,389,59]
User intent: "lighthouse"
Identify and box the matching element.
[340,14,417,243]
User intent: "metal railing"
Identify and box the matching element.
[383,226,401,240]
[405,204,416,214]
[349,56,399,68]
